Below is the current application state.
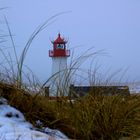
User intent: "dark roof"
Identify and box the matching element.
[70,85,130,97]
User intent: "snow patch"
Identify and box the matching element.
[0,97,69,140]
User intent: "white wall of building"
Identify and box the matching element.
[50,57,70,96]
[52,57,67,75]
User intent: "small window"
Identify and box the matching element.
[57,44,64,49]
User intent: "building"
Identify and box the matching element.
[49,33,70,96]
[47,34,130,97]
[70,85,130,98]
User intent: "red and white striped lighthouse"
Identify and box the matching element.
[49,33,70,96]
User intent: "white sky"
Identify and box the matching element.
[0,0,140,83]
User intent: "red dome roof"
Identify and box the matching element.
[53,33,67,44]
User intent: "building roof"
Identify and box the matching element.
[52,33,67,44]
[70,85,130,97]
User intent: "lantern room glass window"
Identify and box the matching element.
[57,44,64,49]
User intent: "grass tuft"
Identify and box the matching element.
[1,84,140,140]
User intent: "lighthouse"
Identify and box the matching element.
[49,33,70,96]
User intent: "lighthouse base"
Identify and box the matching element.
[49,57,70,96]
[49,84,70,97]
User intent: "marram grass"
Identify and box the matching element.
[1,84,140,140]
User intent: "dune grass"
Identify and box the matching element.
[1,85,140,140]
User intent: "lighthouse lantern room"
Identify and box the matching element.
[49,33,70,96]
[49,33,70,57]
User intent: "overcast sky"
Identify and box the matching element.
[0,0,140,83]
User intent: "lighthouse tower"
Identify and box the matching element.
[49,33,70,96]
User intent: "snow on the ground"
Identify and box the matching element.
[0,97,68,140]
[128,83,140,94]
[130,86,140,94]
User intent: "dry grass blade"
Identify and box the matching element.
[17,12,70,87]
